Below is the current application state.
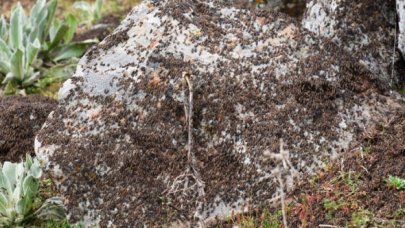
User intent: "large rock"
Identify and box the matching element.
[0,95,57,162]
[303,0,398,84]
[36,0,403,226]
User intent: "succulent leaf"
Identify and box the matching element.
[48,23,69,50]
[2,163,18,193]
[0,0,95,94]
[24,155,33,170]
[29,0,46,25]
[0,39,12,59]
[41,0,57,42]
[53,39,97,61]
[64,15,78,44]
[0,155,66,225]
[0,60,10,75]
[73,2,92,13]
[10,49,25,81]
[22,72,41,87]
[26,39,41,68]
[0,16,7,40]
[9,3,25,50]
[33,197,66,220]
[95,0,103,21]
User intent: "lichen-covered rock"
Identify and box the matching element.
[302,0,398,84]
[36,0,403,226]
[0,95,57,163]
[398,0,405,59]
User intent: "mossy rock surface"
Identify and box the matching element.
[36,0,404,226]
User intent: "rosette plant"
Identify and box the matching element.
[0,0,96,95]
[73,0,104,27]
[0,154,66,226]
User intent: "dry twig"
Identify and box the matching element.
[163,72,206,227]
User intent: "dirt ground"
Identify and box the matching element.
[0,0,31,16]
[0,95,57,163]
[73,14,121,42]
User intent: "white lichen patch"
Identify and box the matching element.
[398,0,405,58]
[302,0,339,38]
[95,163,111,176]
[303,0,398,83]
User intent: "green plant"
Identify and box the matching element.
[400,86,405,95]
[393,208,405,219]
[0,0,96,95]
[331,171,361,195]
[239,217,255,228]
[350,209,372,227]
[44,218,79,228]
[323,199,347,211]
[388,176,405,190]
[0,154,66,226]
[261,209,282,228]
[73,0,103,27]
[323,199,348,221]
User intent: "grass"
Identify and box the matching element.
[59,0,142,20]
[225,209,284,228]
[400,86,405,95]
[394,208,405,219]
[349,209,372,227]
[231,164,404,227]
[43,219,78,228]
[332,171,361,195]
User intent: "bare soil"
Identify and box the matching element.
[0,0,32,16]
[73,14,122,42]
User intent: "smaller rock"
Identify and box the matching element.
[0,95,57,162]
[398,0,405,59]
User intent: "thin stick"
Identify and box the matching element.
[184,73,206,227]
[163,73,206,227]
[184,74,194,174]
[276,170,288,228]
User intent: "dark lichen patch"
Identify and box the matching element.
[100,26,131,51]
[0,95,56,162]
[86,24,132,63]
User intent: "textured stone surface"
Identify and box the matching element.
[0,95,57,162]
[303,0,398,84]
[398,0,405,59]
[36,0,403,226]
